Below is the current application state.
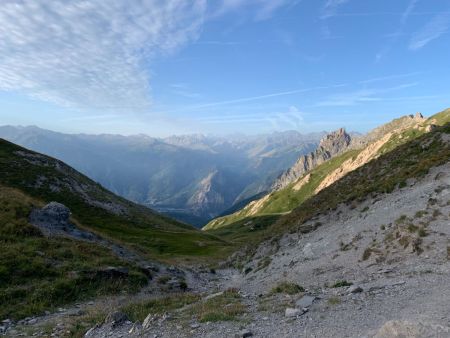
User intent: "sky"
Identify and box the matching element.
[0,0,449,136]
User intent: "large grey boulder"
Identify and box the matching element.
[29,202,96,240]
[29,202,73,232]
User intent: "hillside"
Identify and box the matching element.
[0,139,227,260]
[204,111,438,231]
[0,127,321,226]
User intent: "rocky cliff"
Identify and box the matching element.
[271,128,352,191]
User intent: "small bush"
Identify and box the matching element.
[362,247,373,261]
[414,210,427,218]
[332,280,353,288]
[407,224,418,233]
[270,282,305,295]
[327,296,341,305]
[396,215,408,224]
[418,228,427,237]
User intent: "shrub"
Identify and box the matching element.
[270,282,305,295]
[332,280,353,288]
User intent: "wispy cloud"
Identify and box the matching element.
[0,0,206,110]
[409,13,450,50]
[376,0,418,62]
[315,82,419,107]
[321,0,351,19]
[359,72,422,84]
[155,84,346,114]
[170,83,202,99]
[215,0,299,21]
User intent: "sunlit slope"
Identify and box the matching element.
[204,109,449,232]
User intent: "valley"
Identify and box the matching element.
[0,109,449,337]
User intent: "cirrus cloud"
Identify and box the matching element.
[0,0,207,110]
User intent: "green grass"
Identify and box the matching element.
[206,149,361,230]
[270,282,305,295]
[261,149,362,214]
[276,123,450,234]
[121,293,201,322]
[332,280,353,288]
[327,296,341,305]
[188,289,246,322]
[0,186,147,320]
[427,108,450,126]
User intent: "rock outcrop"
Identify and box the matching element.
[29,202,95,240]
[271,128,352,191]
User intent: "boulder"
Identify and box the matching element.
[285,308,304,317]
[295,295,316,308]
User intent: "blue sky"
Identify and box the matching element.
[0,0,449,136]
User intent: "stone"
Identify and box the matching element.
[295,295,316,308]
[235,329,253,337]
[347,285,363,294]
[142,314,154,329]
[285,308,303,317]
[190,323,200,329]
[128,321,142,334]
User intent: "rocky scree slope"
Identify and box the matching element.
[203,112,434,231]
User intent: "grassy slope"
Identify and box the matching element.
[0,138,228,262]
[205,109,450,242]
[0,186,147,320]
[205,149,361,230]
[276,122,450,231]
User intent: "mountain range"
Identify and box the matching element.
[0,126,323,226]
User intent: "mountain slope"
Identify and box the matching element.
[0,185,148,320]
[204,110,444,231]
[0,139,226,260]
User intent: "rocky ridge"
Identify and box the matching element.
[271,128,352,191]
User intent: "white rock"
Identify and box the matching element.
[285,308,303,317]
